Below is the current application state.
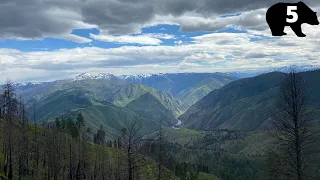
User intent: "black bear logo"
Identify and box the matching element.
[266,1,319,37]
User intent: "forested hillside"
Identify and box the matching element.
[179,70,320,131]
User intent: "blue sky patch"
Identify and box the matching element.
[0,24,256,51]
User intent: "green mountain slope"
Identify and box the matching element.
[28,88,149,134]
[20,78,186,118]
[30,87,96,122]
[71,104,158,138]
[179,70,320,131]
[123,73,237,107]
[17,78,127,104]
[28,87,157,137]
[25,79,185,116]
[107,83,187,116]
[22,78,186,137]
[177,77,235,107]
[125,92,178,127]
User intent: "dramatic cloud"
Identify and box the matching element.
[1,22,320,83]
[150,8,268,32]
[0,0,95,42]
[1,0,319,41]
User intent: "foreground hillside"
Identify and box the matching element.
[0,118,179,180]
[179,70,320,131]
[143,128,267,180]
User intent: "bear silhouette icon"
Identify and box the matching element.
[266,1,319,37]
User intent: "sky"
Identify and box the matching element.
[1,0,320,83]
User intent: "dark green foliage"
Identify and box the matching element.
[141,140,263,180]
[76,113,84,129]
[265,152,287,180]
[55,115,79,139]
[94,125,106,145]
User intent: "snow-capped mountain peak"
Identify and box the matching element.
[14,82,43,86]
[119,73,153,80]
[9,64,320,87]
[72,72,116,81]
[118,73,184,80]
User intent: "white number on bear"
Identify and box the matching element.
[287,6,298,23]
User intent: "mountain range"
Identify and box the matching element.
[121,72,237,107]
[11,72,237,137]
[10,66,320,137]
[14,78,185,137]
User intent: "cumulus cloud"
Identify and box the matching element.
[148,33,175,39]
[175,40,183,45]
[1,22,320,83]
[151,8,268,32]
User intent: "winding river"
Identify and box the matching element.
[171,119,182,129]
